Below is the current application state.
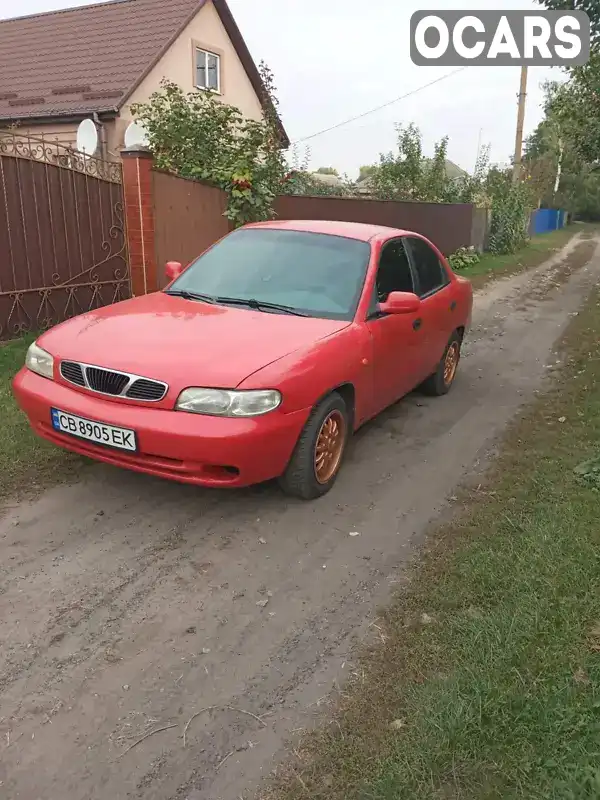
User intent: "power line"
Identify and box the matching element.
[292,66,469,146]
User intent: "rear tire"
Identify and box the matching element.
[420,331,462,396]
[279,392,349,500]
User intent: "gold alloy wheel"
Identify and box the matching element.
[443,342,459,386]
[314,410,346,485]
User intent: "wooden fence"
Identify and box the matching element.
[0,142,502,339]
[151,171,488,285]
[153,170,230,287]
[274,195,487,255]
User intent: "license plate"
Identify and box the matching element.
[51,408,137,452]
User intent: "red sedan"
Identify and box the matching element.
[13,220,472,500]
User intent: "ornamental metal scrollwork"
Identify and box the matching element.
[0,128,122,184]
[0,136,130,340]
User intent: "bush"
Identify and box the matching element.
[488,181,532,255]
[448,246,480,271]
[131,66,286,228]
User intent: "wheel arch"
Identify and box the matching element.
[312,382,356,430]
[332,382,356,429]
[279,384,355,500]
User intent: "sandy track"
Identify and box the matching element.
[1,233,598,800]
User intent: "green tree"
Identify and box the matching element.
[315,166,339,176]
[524,110,565,202]
[370,123,431,200]
[524,89,600,219]
[536,0,600,163]
[545,57,600,165]
[131,63,286,227]
[537,0,600,42]
[369,123,488,204]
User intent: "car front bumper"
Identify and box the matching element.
[13,368,310,488]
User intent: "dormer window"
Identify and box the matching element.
[196,47,220,92]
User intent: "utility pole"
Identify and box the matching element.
[512,65,528,184]
[474,127,483,173]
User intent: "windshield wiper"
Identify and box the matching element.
[164,289,216,304]
[216,297,309,317]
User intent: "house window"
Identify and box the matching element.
[196,48,220,92]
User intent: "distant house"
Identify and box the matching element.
[356,175,375,195]
[0,0,288,160]
[310,172,343,188]
[438,159,469,180]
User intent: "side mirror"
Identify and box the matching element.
[379,291,421,315]
[165,261,183,282]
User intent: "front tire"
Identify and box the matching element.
[279,393,349,500]
[420,331,462,396]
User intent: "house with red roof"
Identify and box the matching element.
[0,0,288,159]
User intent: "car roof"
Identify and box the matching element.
[244,219,416,243]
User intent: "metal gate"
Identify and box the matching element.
[0,130,130,340]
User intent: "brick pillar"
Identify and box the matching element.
[121,147,158,296]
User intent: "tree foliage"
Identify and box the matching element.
[541,58,600,166]
[524,1,600,218]
[282,170,356,196]
[281,145,357,197]
[535,1,600,166]
[524,77,600,219]
[131,64,286,227]
[367,123,489,205]
[537,0,600,42]
[353,123,532,254]
[487,175,532,254]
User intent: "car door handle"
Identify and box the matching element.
[413,318,422,331]
[450,301,457,311]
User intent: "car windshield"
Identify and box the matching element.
[166,228,372,321]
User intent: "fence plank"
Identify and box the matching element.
[153,170,230,287]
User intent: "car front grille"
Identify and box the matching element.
[60,361,168,402]
[126,378,167,401]
[60,361,85,387]
[86,366,130,396]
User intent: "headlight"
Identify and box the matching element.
[175,388,282,417]
[25,341,54,380]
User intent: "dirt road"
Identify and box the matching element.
[1,232,598,800]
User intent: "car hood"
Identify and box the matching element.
[39,293,349,389]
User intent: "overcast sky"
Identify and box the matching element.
[1,0,565,178]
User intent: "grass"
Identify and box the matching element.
[0,336,81,503]
[264,290,600,799]
[460,226,583,289]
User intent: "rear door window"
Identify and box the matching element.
[405,237,449,297]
